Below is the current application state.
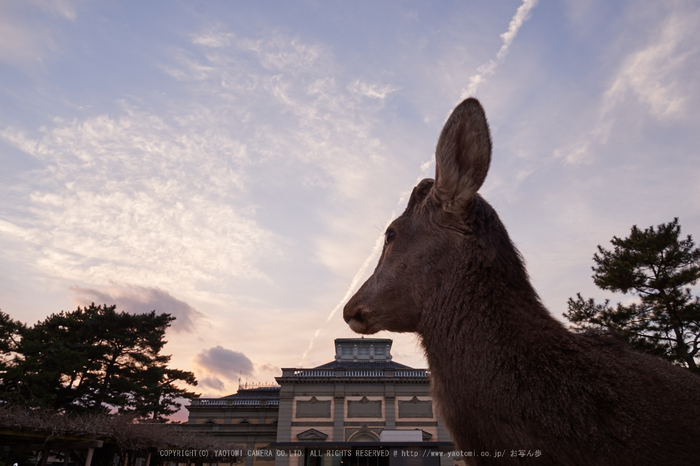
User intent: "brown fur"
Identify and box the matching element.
[344,98,700,465]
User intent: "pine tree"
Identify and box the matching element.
[0,310,24,395]
[1,304,199,417]
[564,218,700,372]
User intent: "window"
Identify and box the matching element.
[296,397,332,418]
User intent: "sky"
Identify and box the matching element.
[1,0,700,420]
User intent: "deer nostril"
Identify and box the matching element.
[344,305,365,324]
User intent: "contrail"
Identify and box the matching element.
[298,160,435,367]
[298,211,396,366]
[299,1,538,367]
[462,0,538,98]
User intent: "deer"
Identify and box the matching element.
[343,98,700,465]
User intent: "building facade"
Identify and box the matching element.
[186,339,456,466]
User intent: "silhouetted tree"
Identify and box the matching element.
[0,310,24,396]
[130,361,198,421]
[1,304,198,418]
[565,218,700,372]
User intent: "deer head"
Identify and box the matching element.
[343,98,492,335]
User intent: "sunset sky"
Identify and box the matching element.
[1,0,699,419]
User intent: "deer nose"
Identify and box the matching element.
[343,302,364,324]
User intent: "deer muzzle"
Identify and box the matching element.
[343,303,375,334]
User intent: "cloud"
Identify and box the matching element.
[70,285,204,333]
[0,0,80,65]
[348,80,399,101]
[190,31,234,48]
[28,0,80,20]
[199,376,225,391]
[554,6,700,165]
[189,29,326,74]
[0,8,53,65]
[194,346,254,379]
[552,124,610,165]
[1,26,410,369]
[461,0,539,98]
[158,30,391,218]
[256,363,279,373]
[602,11,699,120]
[0,106,274,292]
[169,29,406,269]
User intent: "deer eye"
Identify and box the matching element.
[385,228,396,245]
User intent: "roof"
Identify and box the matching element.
[334,338,393,344]
[313,360,414,370]
[222,386,281,399]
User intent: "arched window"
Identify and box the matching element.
[203,419,217,425]
[237,419,252,424]
[348,427,380,442]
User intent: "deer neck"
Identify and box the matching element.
[415,255,565,452]
[417,232,564,395]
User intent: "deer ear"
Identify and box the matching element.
[434,98,492,215]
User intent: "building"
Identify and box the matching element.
[186,338,457,466]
